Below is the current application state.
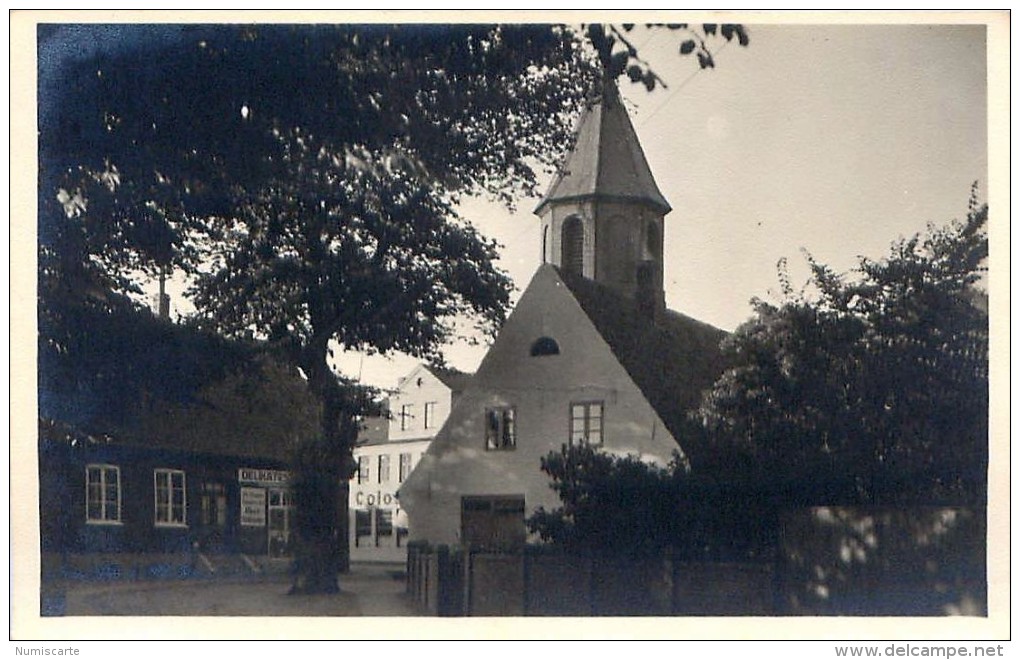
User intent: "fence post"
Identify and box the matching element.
[522,550,529,616]
[423,549,430,612]
[405,543,414,596]
[418,546,426,607]
[436,544,450,616]
[463,547,473,616]
[670,551,680,614]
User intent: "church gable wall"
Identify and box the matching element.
[400,267,683,547]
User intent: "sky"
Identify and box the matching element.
[334,21,992,391]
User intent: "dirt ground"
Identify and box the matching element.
[49,563,420,617]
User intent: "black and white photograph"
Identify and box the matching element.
[12,9,1009,645]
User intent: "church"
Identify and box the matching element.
[399,79,728,549]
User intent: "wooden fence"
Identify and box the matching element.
[406,506,986,617]
[406,543,773,616]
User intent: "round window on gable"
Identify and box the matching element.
[530,336,560,357]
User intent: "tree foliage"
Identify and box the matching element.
[38,24,599,305]
[190,128,514,360]
[528,444,775,560]
[586,22,749,91]
[528,445,682,557]
[37,289,318,453]
[697,194,989,505]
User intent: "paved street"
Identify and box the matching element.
[53,563,420,617]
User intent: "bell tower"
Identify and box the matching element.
[535,78,670,317]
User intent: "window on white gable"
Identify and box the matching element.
[570,401,604,446]
[399,452,413,482]
[357,455,371,484]
[485,407,516,451]
[424,401,437,429]
[400,403,414,431]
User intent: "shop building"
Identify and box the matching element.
[40,426,298,563]
[349,363,470,562]
[38,302,319,577]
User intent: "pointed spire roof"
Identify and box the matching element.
[535,79,671,215]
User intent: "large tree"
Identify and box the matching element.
[696,193,989,506]
[39,21,747,593]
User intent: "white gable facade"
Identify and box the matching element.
[398,265,683,548]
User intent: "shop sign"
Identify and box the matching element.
[238,467,291,485]
[240,487,267,526]
[355,490,396,507]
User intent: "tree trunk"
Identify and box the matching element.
[288,341,357,594]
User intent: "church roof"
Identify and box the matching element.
[555,266,727,451]
[535,80,671,215]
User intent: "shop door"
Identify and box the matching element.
[461,495,526,550]
[198,482,229,552]
[267,488,293,558]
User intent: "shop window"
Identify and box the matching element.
[354,509,372,547]
[529,336,560,356]
[399,452,413,482]
[570,401,604,446]
[85,464,121,524]
[268,489,292,507]
[485,407,516,451]
[375,509,393,546]
[378,454,391,483]
[267,488,293,558]
[357,455,370,484]
[154,468,187,527]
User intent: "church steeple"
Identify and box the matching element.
[535,78,669,316]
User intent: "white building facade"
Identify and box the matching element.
[349,363,469,562]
